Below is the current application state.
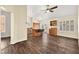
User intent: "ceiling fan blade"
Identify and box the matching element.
[50,10,54,12]
[50,6,58,9]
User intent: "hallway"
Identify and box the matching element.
[1,31,78,54]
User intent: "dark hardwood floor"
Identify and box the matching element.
[1,37,10,50]
[1,31,79,54]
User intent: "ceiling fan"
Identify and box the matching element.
[41,5,58,13]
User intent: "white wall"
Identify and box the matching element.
[27,5,54,29]
[0,6,27,44]
[11,6,27,44]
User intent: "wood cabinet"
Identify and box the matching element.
[32,29,42,37]
[50,20,57,26]
[49,28,57,36]
[49,20,57,36]
[32,22,42,37]
[32,22,40,29]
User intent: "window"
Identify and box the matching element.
[63,21,66,31]
[70,20,74,31]
[0,16,5,32]
[60,21,62,31]
[66,21,69,31]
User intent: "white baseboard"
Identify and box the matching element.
[11,38,27,44]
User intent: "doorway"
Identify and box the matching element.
[0,7,11,50]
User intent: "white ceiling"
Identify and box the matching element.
[27,5,78,20]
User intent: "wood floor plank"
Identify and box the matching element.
[1,30,79,54]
